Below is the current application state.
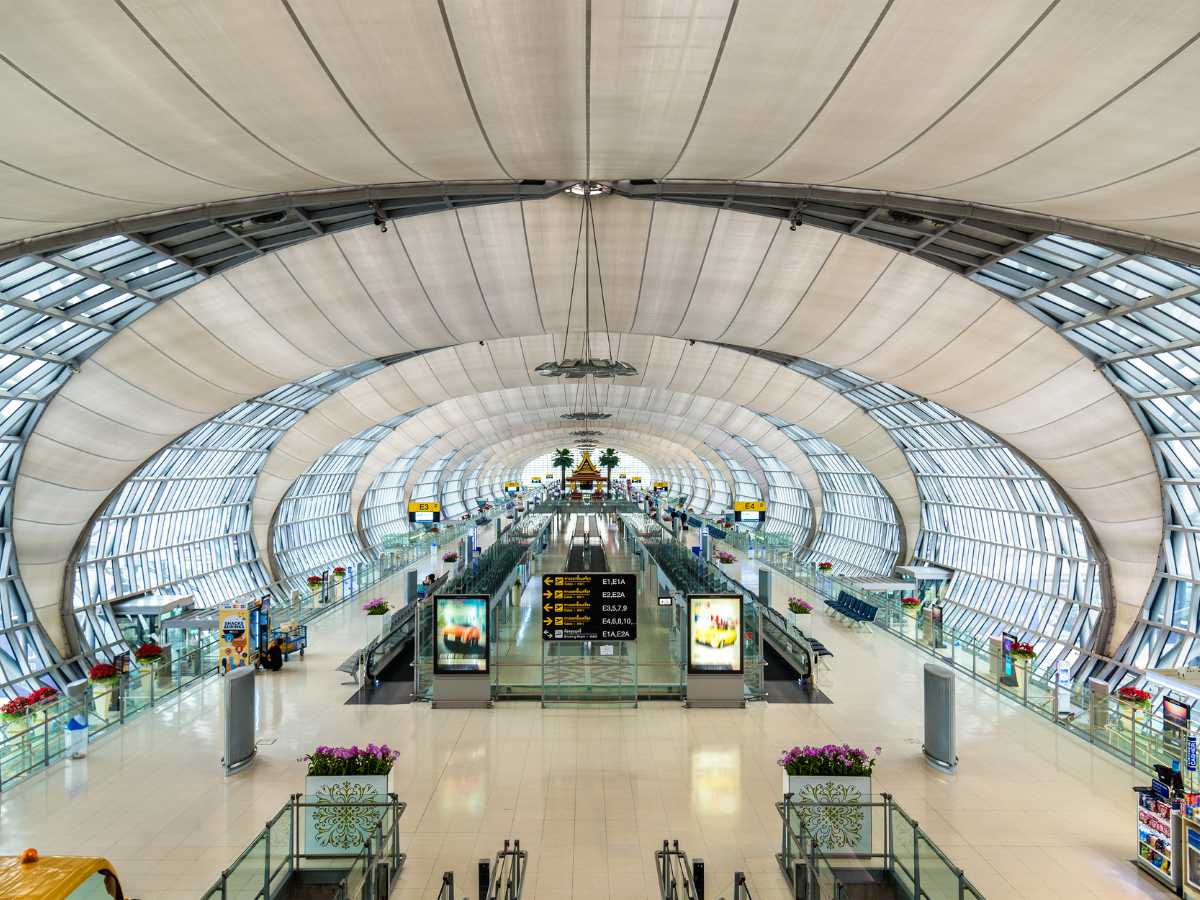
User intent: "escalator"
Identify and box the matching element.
[346,637,415,705]
[762,640,830,704]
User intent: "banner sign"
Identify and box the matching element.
[542,573,637,641]
[653,481,669,491]
[218,606,253,673]
[733,500,767,512]
[408,500,441,523]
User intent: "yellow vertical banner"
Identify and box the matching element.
[219,606,253,673]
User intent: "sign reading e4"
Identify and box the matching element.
[733,500,767,513]
[407,501,441,513]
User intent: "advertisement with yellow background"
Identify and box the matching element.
[219,607,253,673]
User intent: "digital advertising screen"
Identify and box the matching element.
[434,595,489,675]
[688,594,743,675]
[1000,632,1018,687]
[1164,697,1192,731]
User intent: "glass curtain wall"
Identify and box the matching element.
[967,235,1200,683]
[735,439,814,554]
[360,437,440,549]
[72,366,381,660]
[794,362,1101,672]
[272,414,417,578]
[765,420,900,575]
[0,235,203,694]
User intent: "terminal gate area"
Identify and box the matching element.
[358,504,820,707]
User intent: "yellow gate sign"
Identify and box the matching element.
[407,501,441,512]
[733,500,767,512]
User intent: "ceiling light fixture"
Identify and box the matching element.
[536,182,636,381]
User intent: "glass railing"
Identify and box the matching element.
[199,793,405,899]
[618,512,766,700]
[744,547,1188,784]
[0,531,468,793]
[778,792,984,900]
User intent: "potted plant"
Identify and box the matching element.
[779,743,880,854]
[787,598,812,625]
[442,551,459,564]
[307,574,324,601]
[134,642,164,668]
[333,566,346,580]
[900,596,921,616]
[1117,685,1152,713]
[1,695,33,739]
[715,550,737,576]
[362,597,391,641]
[817,561,833,573]
[1010,640,1036,663]
[302,743,400,851]
[88,662,119,719]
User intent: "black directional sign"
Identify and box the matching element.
[541,572,637,641]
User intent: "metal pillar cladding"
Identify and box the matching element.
[406,569,419,607]
[758,569,771,608]
[672,514,679,541]
[495,518,501,543]
[700,529,711,561]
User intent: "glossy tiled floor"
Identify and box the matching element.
[0,515,1174,898]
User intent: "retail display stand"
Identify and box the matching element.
[1136,780,1182,892]
[1184,812,1200,898]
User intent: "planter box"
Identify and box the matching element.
[305,774,391,852]
[783,774,872,854]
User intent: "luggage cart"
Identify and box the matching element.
[272,625,307,660]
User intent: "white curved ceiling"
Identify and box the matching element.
[252,336,908,554]
[345,408,812,534]
[3,3,1200,246]
[13,195,1155,646]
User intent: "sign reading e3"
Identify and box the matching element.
[407,501,441,513]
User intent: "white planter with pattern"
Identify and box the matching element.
[304,773,391,852]
[783,774,872,855]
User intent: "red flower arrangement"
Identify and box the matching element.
[307,575,324,587]
[1,695,32,719]
[27,686,58,705]
[1117,685,1152,709]
[133,642,164,662]
[88,662,118,682]
[817,561,833,571]
[333,566,346,576]
[900,596,921,608]
[1010,640,1037,659]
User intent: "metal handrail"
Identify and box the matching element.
[656,840,703,900]
[482,839,527,900]
[776,792,984,899]
[0,548,434,794]
[200,792,406,899]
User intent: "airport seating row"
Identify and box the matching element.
[825,590,878,624]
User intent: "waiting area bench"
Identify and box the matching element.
[825,590,878,624]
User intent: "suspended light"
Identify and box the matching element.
[536,183,636,381]
[535,358,636,378]
[561,411,611,421]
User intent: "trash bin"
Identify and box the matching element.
[65,717,88,759]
